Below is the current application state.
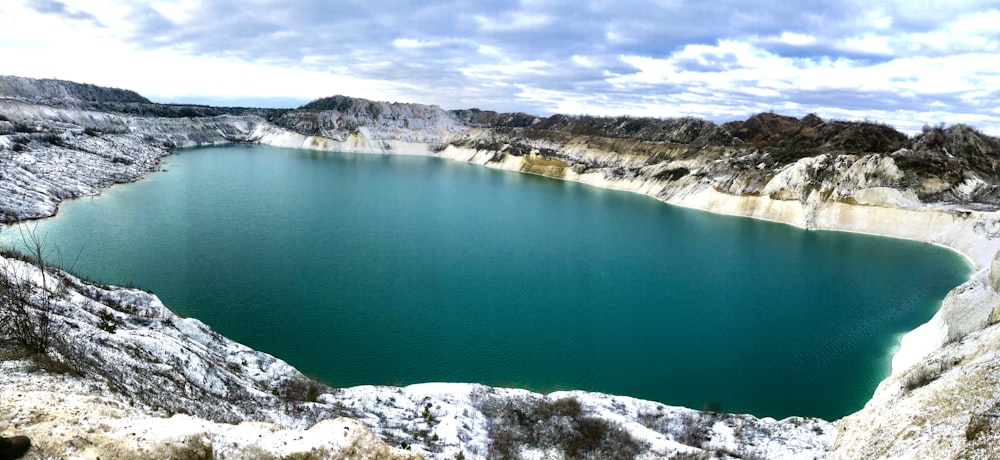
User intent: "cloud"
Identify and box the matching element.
[392,38,439,49]
[1,0,999,134]
[474,11,553,32]
[24,0,101,24]
[837,33,894,56]
[775,32,817,47]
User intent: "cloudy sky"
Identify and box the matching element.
[1,0,998,134]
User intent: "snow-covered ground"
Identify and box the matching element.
[0,359,418,459]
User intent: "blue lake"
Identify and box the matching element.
[2,145,971,420]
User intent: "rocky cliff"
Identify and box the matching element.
[3,76,1000,458]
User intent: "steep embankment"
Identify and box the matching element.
[3,76,1000,458]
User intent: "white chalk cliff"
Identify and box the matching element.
[2,76,1000,458]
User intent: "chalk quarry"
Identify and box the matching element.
[2,76,1000,459]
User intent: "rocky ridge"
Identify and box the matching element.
[3,76,1000,458]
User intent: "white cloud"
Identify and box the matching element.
[393,38,439,49]
[949,8,1000,34]
[148,0,196,25]
[900,8,1000,54]
[615,40,790,87]
[572,55,595,67]
[615,39,997,98]
[460,60,552,80]
[58,0,136,29]
[1,0,998,134]
[862,7,894,30]
[476,45,503,56]
[776,32,817,46]
[475,11,551,32]
[740,86,781,98]
[837,33,894,55]
[603,26,630,45]
[0,2,405,103]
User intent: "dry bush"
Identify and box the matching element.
[0,266,53,356]
[281,375,326,403]
[477,394,644,459]
[902,356,959,393]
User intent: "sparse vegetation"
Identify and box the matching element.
[18,224,50,290]
[721,113,908,158]
[26,351,79,375]
[160,435,214,460]
[958,402,1000,458]
[0,283,53,355]
[475,392,644,459]
[1,228,56,356]
[902,356,960,393]
[281,375,326,403]
[677,410,719,449]
[966,413,992,441]
[97,310,119,333]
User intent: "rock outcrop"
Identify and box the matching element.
[0,75,150,107]
[3,75,1000,458]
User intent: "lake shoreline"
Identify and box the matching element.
[256,127,999,383]
[8,144,960,420]
[5,121,990,417]
[4,82,999,455]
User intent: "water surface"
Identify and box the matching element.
[2,145,970,420]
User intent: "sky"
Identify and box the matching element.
[1,0,998,134]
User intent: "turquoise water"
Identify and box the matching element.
[1,145,970,420]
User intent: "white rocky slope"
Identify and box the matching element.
[3,79,1000,457]
[1,360,418,460]
[825,255,1000,460]
[0,98,263,221]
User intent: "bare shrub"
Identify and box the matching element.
[903,356,959,393]
[280,376,326,403]
[903,366,939,392]
[0,224,60,356]
[97,310,119,333]
[0,263,53,355]
[158,435,214,460]
[677,410,714,448]
[478,394,644,459]
[27,352,79,375]
[957,402,1000,459]
[966,413,992,441]
[18,224,50,290]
